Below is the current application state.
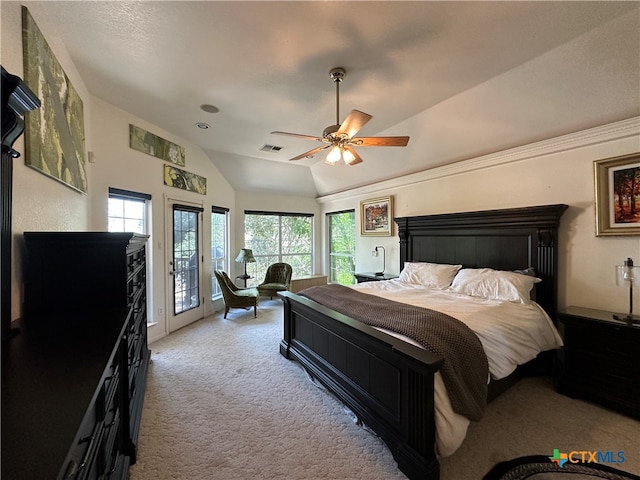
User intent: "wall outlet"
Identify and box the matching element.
[158,307,163,316]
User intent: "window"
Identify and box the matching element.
[328,210,356,285]
[211,206,229,298]
[244,211,313,286]
[108,188,150,234]
[108,188,153,324]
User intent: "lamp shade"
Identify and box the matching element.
[235,248,256,263]
[324,145,342,165]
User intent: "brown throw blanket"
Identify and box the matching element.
[300,283,489,421]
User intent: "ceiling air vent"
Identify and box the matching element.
[259,144,283,153]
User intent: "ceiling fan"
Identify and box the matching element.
[271,67,410,166]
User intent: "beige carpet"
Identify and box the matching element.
[130,299,640,480]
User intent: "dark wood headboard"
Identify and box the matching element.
[394,204,568,320]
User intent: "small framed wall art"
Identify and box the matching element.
[360,196,393,236]
[130,124,185,166]
[595,152,640,236]
[164,164,207,195]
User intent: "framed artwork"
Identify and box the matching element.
[164,164,207,195]
[360,196,393,236]
[129,124,185,166]
[22,6,87,194]
[595,153,640,236]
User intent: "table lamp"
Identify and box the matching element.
[235,248,256,287]
[374,246,385,276]
[614,257,640,323]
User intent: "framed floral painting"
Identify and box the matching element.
[595,153,640,236]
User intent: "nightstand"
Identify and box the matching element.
[354,272,398,283]
[557,306,640,419]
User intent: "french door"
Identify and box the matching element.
[166,198,204,332]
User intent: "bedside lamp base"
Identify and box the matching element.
[613,313,640,324]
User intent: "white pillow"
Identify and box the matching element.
[449,268,541,303]
[398,262,462,289]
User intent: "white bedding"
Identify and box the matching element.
[350,278,563,456]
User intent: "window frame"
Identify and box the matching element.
[327,209,356,285]
[107,187,154,324]
[243,210,314,287]
[211,205,229,299]
[107,187,151,235]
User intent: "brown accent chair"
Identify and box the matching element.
[257,262,292,299]
[214,270,258,318]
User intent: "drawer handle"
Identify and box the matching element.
[608,372,633,382]
[105,415,118,428]
[77,431,98,473]
[62,460,78,479]
[107,452,120,475]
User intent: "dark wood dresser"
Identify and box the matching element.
[2,232,151,480]
[557,306,640,419]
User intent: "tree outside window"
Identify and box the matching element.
[328,210,355,285]
[244,212,312,286]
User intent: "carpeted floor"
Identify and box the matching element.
[130,299,640,480]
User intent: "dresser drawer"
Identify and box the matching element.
[126,249,145,276]
[564,346,640,378]
[564,322,639,358]
[99,413,122,478]
[564,371,640,417]
[62,420,104,480]
[97,358,120,422]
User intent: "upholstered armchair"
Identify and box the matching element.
[257,262,292,299]
[214,270,258,318]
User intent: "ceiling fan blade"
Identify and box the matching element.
[336,110,372,139]
[271,131,324,142]
[344,146,363,166]
[289,145,329,161]
[351,136,410,147]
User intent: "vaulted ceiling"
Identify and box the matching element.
[18,1,640,197]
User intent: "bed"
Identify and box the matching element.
[279,204,568,480]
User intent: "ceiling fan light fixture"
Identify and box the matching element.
[342,148,356,165]
[325,145,342,165]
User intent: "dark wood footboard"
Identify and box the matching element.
[279,291,444,480]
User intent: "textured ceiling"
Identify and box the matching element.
[17,1,640,197]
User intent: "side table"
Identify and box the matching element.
[557,306,640,419]
[354,272,398,283]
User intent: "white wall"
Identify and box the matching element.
[87,97,236,343]
[319,119,640,314]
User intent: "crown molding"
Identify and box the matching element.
[317,116,640,204]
